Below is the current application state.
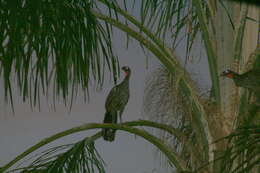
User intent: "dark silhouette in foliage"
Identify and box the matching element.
[103,66,131,141]
[221,69,260,97]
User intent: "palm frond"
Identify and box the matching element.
[233,3,248,62]
[218,125,260,173]
[0,0,119,107]
[192,0,221,104]
[143,66,189,129]
[140,0,189,40]
[2,122,189,172]
[143,66,208,170]
[16,138,105,173]
[139,0,202,57]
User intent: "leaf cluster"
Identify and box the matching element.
[0,0,119,107]
[18,138,105,173]
[143,67,206,170]
[219,125,260,173]
[140,0,202,54]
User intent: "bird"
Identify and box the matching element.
[102,66,131,142]
[221,69,260,99]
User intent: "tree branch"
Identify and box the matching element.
[2,120,189,172]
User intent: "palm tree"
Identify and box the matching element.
[0,0,259,173]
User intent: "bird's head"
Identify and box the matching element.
[220,69,236,78]
[122,66,131,76]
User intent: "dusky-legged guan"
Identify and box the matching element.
[103,66,131,141]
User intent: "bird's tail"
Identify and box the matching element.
[102,111,117,142]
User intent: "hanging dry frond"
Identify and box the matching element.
[143,66,208,170]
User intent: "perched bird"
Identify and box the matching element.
[221,69,260,97]
[102,66,131,141]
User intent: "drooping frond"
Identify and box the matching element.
[218,125,260,173]
[16,138,105,173]
[0,0,119,106]
[2,123,189,172]
[143,66,189,128]
[143,66,209,171]
[140,0,203,51]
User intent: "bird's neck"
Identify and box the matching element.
[125,73,131,80]
[121,73,130,87]
[231,73,240,79]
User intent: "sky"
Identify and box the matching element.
[0,2,212,173]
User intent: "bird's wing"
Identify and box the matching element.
[105,86,118,109]
[247,70,260,86]
[105,84,129,111]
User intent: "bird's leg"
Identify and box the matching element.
[119,115,122,123]
[119,110,124,123]
[112,113,117,124]
[117,111,122,123]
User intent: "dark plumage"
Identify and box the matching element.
[102,66,131,141]
[221,69,260,97]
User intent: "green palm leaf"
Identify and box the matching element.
[18,139,105,173]
[0,0,119,106]
[218,125,260,173]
